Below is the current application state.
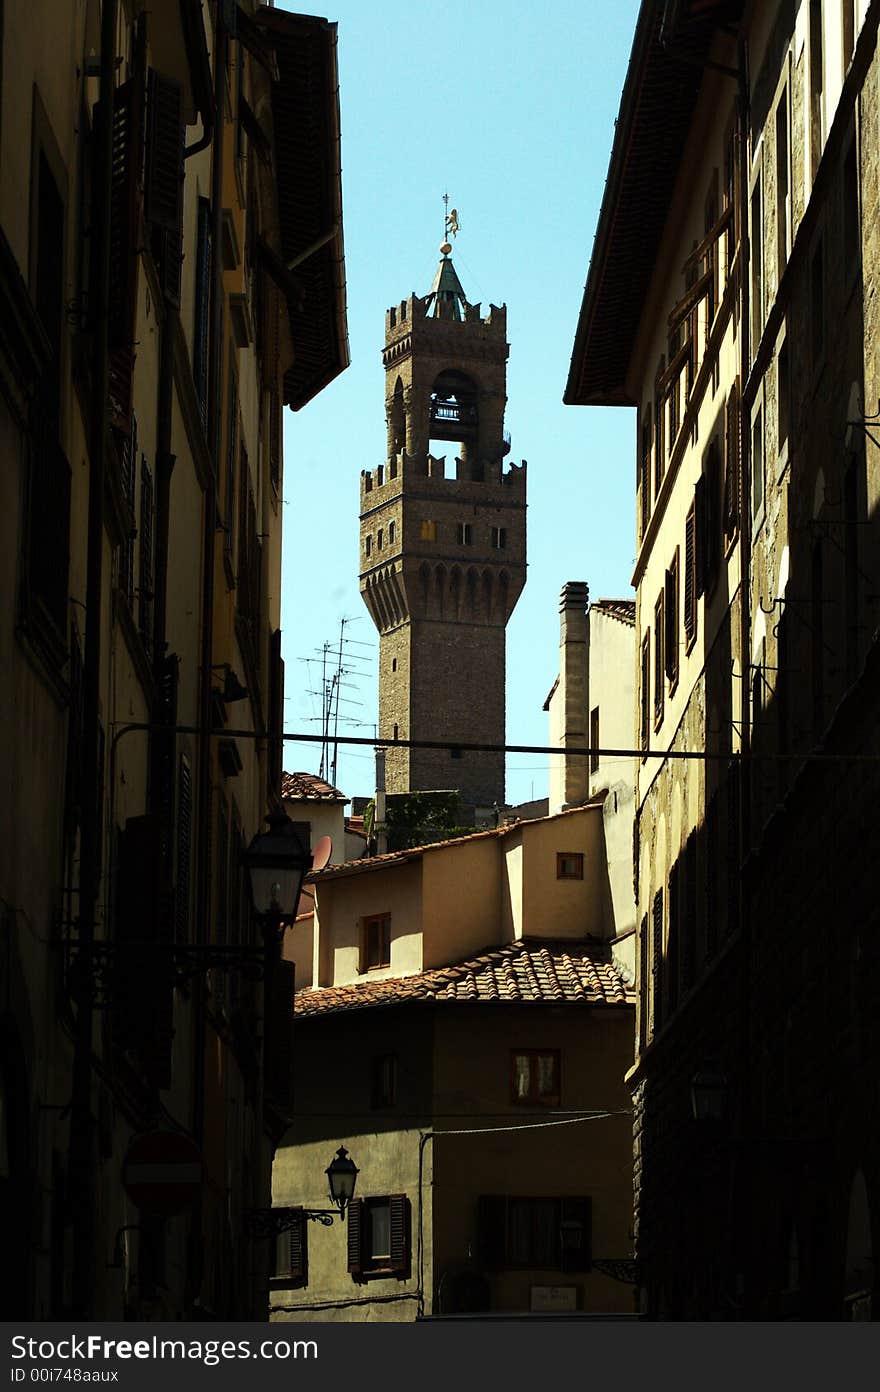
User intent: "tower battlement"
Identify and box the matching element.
[360,454,526,502]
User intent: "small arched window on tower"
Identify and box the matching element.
[491,526,506,550]
[365,534,372,557]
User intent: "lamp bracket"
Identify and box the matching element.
[249,1207,338,1238]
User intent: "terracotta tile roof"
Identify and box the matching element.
[591,599,636,626]
[307,803,600,883]
[281,771,347,802]
[295,938,634,1017]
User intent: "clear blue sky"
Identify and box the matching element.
[279,0,641,807]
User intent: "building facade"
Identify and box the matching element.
[567,0,880,1318]
[359,248,526,813]
[0,0,347,1319]
[270,808,635,1321]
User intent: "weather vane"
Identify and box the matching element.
[440,191,459,255]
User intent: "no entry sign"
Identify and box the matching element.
[122,1130,203,1215]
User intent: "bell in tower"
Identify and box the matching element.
[359,220,527,814]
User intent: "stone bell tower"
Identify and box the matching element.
[359,237,527,810]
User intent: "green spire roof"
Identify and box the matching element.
[425,254,468,321]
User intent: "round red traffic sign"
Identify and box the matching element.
[122,1130,203,1215]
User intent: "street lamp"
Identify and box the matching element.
[250,1145,360,1235]
[243,811,312,939]
[326,1145,359,1221]
[691,1065,729,1123]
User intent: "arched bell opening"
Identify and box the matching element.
[428,369,479,463]
[387,377,406,456]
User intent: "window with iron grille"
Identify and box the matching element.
[347,1196,410,1277]
[478,1195,591,1272]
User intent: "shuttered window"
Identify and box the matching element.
[112,814,173,1087]
[347,1196,410,1277]
[653,591,664,724]
[138,458,154,654]
[638,914,649,1053]
[640,635,650,752]
[640,414,651,539]
[193,199,212,426]
[225,358,238,561]
[684,501,697,647]
[478,1195,591,1272]
[723,382,741,544]
[665,553,679,686]
[703,438,721,594]
[651,888,664,1037]
[272,1211,307,1287]
[175,753,193,943]
[667,861,679,1015]
[145,70,184,306]
[106,78,142,428]
[683,833,698,992]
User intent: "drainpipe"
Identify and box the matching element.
[186,0,227,1313]
[70,0,118,1319]
[735,34,753,1317]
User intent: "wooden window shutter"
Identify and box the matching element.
[664,563,677,682]
[105,74,144,430]
[194,199,212,425]
[694,474,706,599]
[175,752,192,943]
[225,361,238,554]
[288,1211,307,1286]
[704,439,721,593]
[684,503,697,643]
[653,592,664,718]
[638,914,648,1051]
[667,861,679,1013]
[640,637,650,750]
[478,1195,507,1269]
[560,1197,592,1272]
[138,458,154,654]
[347,1199,364,1275]
[112,814,173,1087]
[389,1195,410,1275]
[651,888,664,1035]
[723,382,741,540]
[145,70,185,306]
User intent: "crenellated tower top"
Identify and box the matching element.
[359,228,527,811]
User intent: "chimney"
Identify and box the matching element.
[559,582,590,807]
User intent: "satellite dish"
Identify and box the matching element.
[311,835,332,873]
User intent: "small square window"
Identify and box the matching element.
[420,519,437,541]
[556,853,584,880]
[511,1050,561,1107]
[491,526,506,549]
[361,913,391,971]
[371,1053,397,1109]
